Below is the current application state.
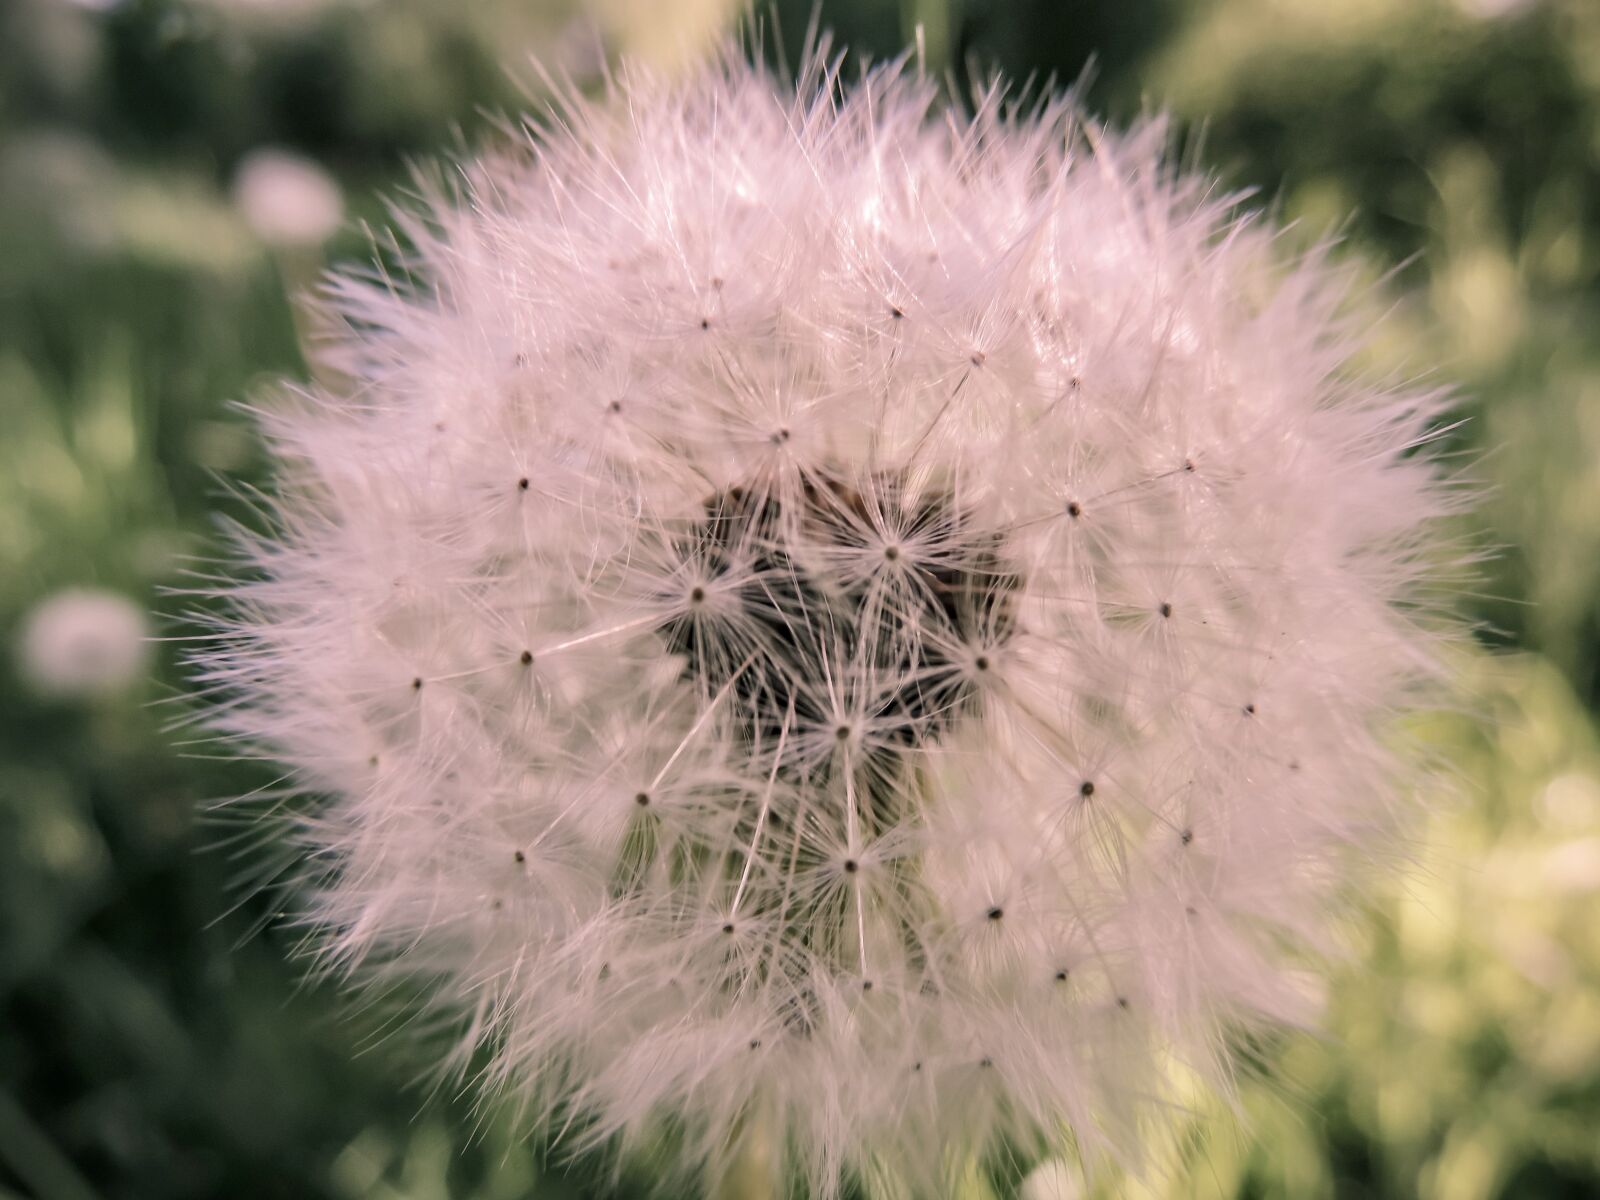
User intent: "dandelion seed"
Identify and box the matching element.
[193,48,1462,1198]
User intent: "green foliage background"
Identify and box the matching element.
[2,1,1597,1197]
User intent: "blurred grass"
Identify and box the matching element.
[2,0,1597,1197]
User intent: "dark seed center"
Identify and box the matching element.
[661,473,1018,788]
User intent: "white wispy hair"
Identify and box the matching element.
[191,48,1464,1196]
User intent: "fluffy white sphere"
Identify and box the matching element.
[20,587,150,699]
[197,54,1458,1195]
[232,147,344,247]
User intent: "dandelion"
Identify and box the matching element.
[193,51,1461,1196]
[20,587,150,699]
[232,147,344,248]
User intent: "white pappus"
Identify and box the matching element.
[191,48,1464,1198]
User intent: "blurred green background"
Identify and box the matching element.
[3,0,1599,1197]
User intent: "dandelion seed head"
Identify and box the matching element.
[21,587,150,699]
[194,49,1462,1195]
[232,147,344,247]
